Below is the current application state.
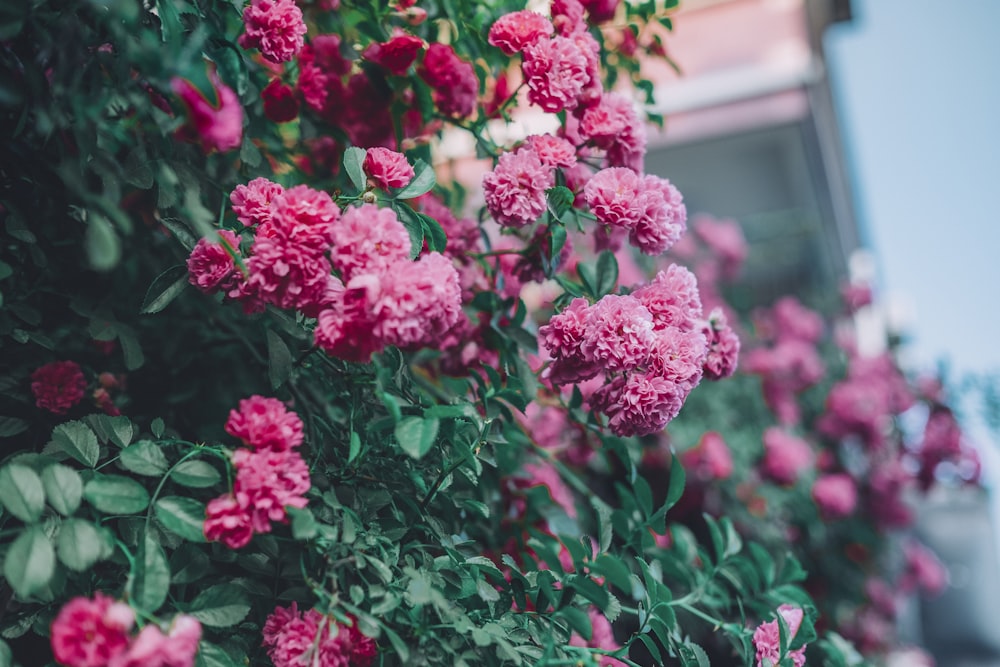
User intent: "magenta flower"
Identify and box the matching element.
[187,229,241,294]
[702,308,740,380]
[488,10,553,55]
[579,294,656,372]
[50,594,134,667]
[812,473,858,519]
[591,371,681,438]
[372,252,463,349]
[330,204,411,282]
[584,167,644,229]
[203,495,254,549]
[263,605,377,667]
[362,30,424,75]
[232,448,311,533]
[261,78,299,123]
[238,0,307,63]
[483,147,554,228]
[418,43,478,118]
[171,70,243,154]
[230,177,284,228]
[522,35,590,112]
[363,147,415,190]
[760,427,813,485]
[753,605,807,667]
[31,360,86,414]
[682,431,734,481]
[525,133,578,168]
[225,395,304,451]
[631,265,703,332]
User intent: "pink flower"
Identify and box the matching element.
[580,295,655,372]
[693,215,747,279]
[171,70,243,154]
[682,431,733,481]
[269,184,340,251]
[363,148,415,190]
[568,608,627,667]
[238,0,307,63]
[631,265,703,332]
[760,428,813,485]
[31,360,86,414]
[753,605,807,667]
[245,234,341,314]
[646,326,707,395]
[591,371,682,437]
[579,92,646,171]
[314,278,383,362]
[108,617,200,667]
[629,174,686,255]
[812,473,857,519]
[363,30,424,75]
[108,625,165,667]
[296,36,351,115]
[261,79,299,123]
[231,177,284,228]
[702,308,740,380]
[187,229,241,293]
[488,10,553,55]
[902,541,947,595]
[841,281,873,312]
[203,495,254,549]
[552,0,586,35]
[50,594,134,667]
[263,605,376,667]
[510,461,577,519]
[163,616,202,667]
[522,36,591,112]
[525,134,577,168]
[483,147,554,228]
[581,0,620,23]
[768,297,824,344]
[584,167,644,229]
[330,204,412,282]
[225,395,304,451]
[233,447,311,533]
[371,252,463,349]
[418,44,477,118]
[539,298,602,384]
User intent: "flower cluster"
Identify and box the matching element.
[752,605,807,667]
[238,0,307,63]
[50,593,201,667]
[584,167,687,255]
[743,297,826,425]
[540,265,738,436]
[186,178,463,361]
[31,360,87,414]
[759,427,813,486]
[262,604,377,667]
[204,396,310,549]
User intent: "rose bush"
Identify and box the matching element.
[0,0,954,666]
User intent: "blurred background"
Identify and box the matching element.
[644,0,1000,663]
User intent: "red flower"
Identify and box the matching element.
[261,79,299,123]
[31,360,86,414]
[363,31,424,75]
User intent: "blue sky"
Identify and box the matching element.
[825,1,1000,386]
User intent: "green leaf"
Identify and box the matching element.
[85,213,121,272]
[3,526,54,599]
[195,642,243,667]
[155,496,208,543]
[677,642,710,667]
[592,497,614,552]
[420,212,448,253]
[171,460,221,488]
[348,431,361,464]
[0,0,28,41]
[0,638,12,667]
[594,251,619,297]
[267,330,292,389]
[123,147,154,189]
[343,147,368,192]
[546,186,575,220]
[90,415,135,448]
[84,474,150,514]
[120,440,169,477]
[395,416,440,459]
[0,416,28,437]
[170,543,211,584]
[0,465,45,523]
[560,606,592,641]
[117,324,145,370]
[128,534,170,612]
[188,584,251,628]
[288,507,318,540]
[141,265,189,314]
[51,421,99,468]
[57,519,106,571]
[394,203,425,260]
[151,418,165,438]
[393,159,435,199]
[41,464,83,516]
[665,453,686,511]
